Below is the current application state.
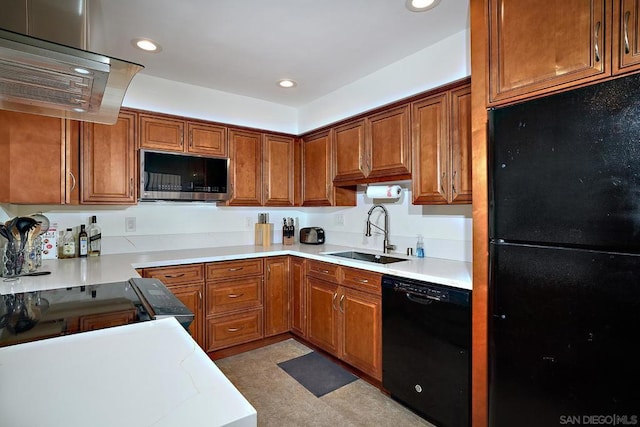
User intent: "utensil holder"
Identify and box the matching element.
[1,236,42,278]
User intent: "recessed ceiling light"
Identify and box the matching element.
[278,79,297,88]
[405,0,441,12]
[132,38,162,53]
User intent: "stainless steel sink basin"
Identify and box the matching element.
[326,251,408,265]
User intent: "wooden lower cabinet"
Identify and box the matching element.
[290,257,306,337]
[168,283,204,349]
[206,309,263,351]
[205,259,265,352]
[306,277,341,354]
[142,264,205,348]
[79,309,137,332]
[341,287,382,380]
[264,256,290,337]
[305,271,382,381]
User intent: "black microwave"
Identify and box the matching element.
[140,150,230,201]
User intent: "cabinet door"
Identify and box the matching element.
[227,129,262,206]
[306,276,340,355]
[450,84,472,204]
[264,256,290,336]
[614,0,640,73]
[169,284,204,349]
[263,134,295,206]
[81,111,136,204]
[187,122,227,156]
[0,111,67,204]
[411,92,450,204]
[489,0,609,104]
[341,287,382,380]
[290,257,306,337]
[365,105,411,179]
[139,114,184,151]
[302,130,333,206]
[333,119,367,183]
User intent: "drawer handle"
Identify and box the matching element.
[320,269,330,274]
[227,293,244,299]
[164,273,185,279]
[227,327,243,333]
[359,279,369,284]
[228,267,244,272]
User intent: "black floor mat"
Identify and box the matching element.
[277,351,358,397]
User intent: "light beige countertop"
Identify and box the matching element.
[1,243,472,295]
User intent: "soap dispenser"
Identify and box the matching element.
[416,235,425,258]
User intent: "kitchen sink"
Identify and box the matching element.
[326,251,408,265]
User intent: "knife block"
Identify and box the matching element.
[254,223,273,246]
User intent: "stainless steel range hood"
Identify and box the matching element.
[0,1,144,124]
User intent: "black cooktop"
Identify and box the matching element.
[0,281,148,347]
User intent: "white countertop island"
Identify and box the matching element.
[0,317,257,427]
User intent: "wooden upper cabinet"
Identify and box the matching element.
[139,114,184,151]
[412,82,472,205]
[450,85,472,204]
[263,134,295,206]
[365,105,411,179]
[412,92,449,204]
[332,107,411,185]
[226,129,262,206]
[489,0,609,104]
[187,122,227,156]
[333,120,367,183]
[302,130,356,207]
[302,130,333,206]
[614,0,640,73]
[81,111,137,204]
[139,113,227,157]
[0,111,72,204]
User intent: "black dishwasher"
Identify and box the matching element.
[382,275,471,427]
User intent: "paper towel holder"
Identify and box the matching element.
[365,184,402,200]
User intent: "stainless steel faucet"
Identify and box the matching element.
[365,204,396,254]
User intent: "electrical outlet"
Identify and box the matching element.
[335,213,345,226]
[245,217,253,229]
[125,217,136,232]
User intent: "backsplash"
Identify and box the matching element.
[0,186,471,262]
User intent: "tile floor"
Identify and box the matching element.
[215,339,434,427]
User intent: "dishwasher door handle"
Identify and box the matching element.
[406,293,435,305]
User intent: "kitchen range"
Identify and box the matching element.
[0,277,193,347]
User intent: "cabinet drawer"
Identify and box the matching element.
[341,267,381,295]
[206,277,262,315]
[143,264,204,285]
[206,309,263,351]
[206,259,263,280]
[307,260,341,282]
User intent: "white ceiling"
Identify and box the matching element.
[89,0,469,108]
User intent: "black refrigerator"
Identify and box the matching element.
[489,74,640,427]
